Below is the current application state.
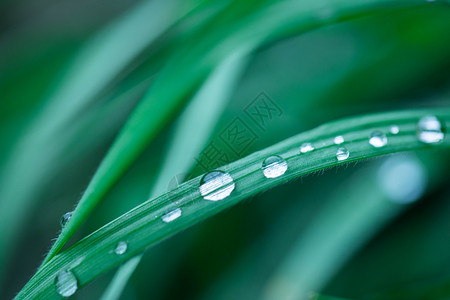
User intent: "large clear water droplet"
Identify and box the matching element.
[199,171,235,201]
[417,115,444,144]
[334,136,344,144]
[299,143,314,153]
[55,270,78,297]
[369,131,387,148]
[336,147,349,161]
[60,212,73,228]
[390,125,399,135]
[161,208,182,223]
[114,241,128,255]
[262,156,288,178]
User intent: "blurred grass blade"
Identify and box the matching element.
[40,0,183,128]
[100,46,251,300]
[17,108,450,299]
[262,153,442,300]
[0,0,198,278]
[99,256,141,300]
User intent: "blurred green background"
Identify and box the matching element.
[1,0,450,299]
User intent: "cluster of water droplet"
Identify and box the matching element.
[54,115,445,296]
[194,114,444,202]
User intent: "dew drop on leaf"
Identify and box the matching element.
[199,171,235,201]
[390,125,399,135]
[55,270,78,297]
[262,155,288,178]
[70,257,84,269]
[369,131,387,148]
[336,147,349,161]
[161,208,182,223]
[114,241,128,255]
[334,135,344,144]
[299,142,314,153]
[60,212,73,228]
[417,115,444,144]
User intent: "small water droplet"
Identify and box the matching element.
[417,115,444,144]
[299,143,314,153]
[369,131,387,148]
[262,156,288,178]
[70,257,84,269]
[114,241,128,255]
[161,208,182,223]
[390,125,399,135]
[60,212,73,228]
[199,171,235,201]
[55,270,78,297]
[336,147,349,161]
[334,136,344,144]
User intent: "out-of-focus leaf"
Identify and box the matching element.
[100,46,251,300]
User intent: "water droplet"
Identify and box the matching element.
[417,115,444,144]
[261,156,288,178]
[390,125,399,135]
[114,241,128,255]
[334,136,344,144]
[336,147,349,161]
[369,131,387,148]
[60,212,73,228]
[55,270,78,297]
[70,257,84,269]
[299,143,314,153]
[161,208,182,223]
[199,171,235,201]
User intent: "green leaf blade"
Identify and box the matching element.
[17,107,450,299]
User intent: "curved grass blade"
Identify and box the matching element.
[100,46,251,300]
[99,256,141,300]
[42,0,439,265]
[17,107,450,299]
